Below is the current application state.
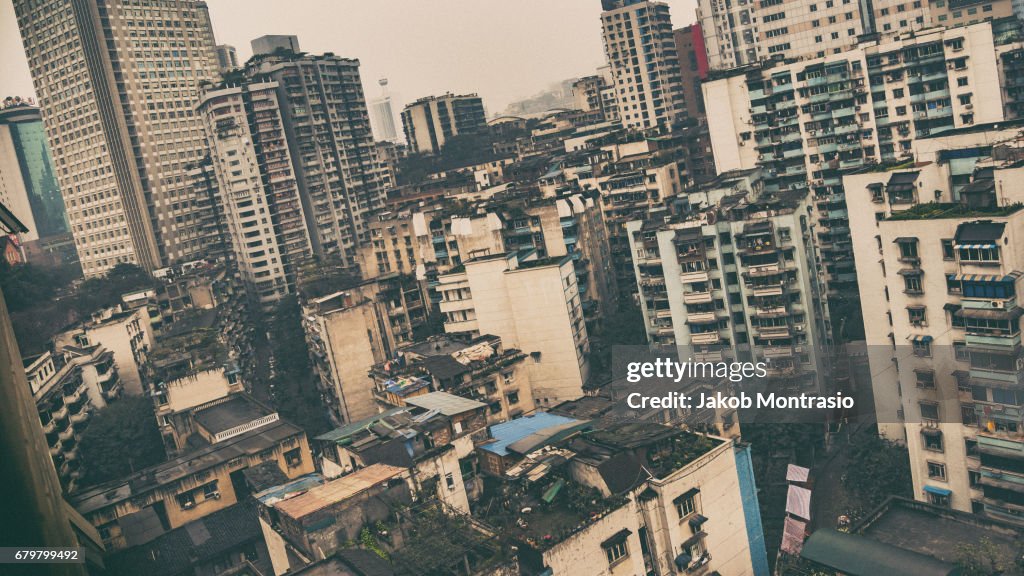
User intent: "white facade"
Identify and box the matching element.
[438,252,591,407]
[600,1,686,130]
[846,125,1024,521]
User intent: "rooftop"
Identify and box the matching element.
[272,464,406,520]
[856,497,1024,573]
[193,395,273,436]
[315,408,411,444]
[104,502,263,576]
[481,412,586,457]
[404,391,486,416]
[801,528,955,576]
[72,419,305,514]
[886,202,1024,221]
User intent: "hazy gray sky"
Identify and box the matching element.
[1,0,699,114]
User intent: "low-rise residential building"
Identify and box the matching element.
[301,274,428,425]
[25,345,121,492]
[103,501,273,576]
[369,334,532,423]
[314,391,486,512]
[255,465,413,571]
[437,251,591,408]
[69,394,313,551]
[56,304,154,396]
[477,420,769,576]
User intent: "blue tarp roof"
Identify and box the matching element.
[480,412,581,456]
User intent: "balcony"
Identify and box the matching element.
[751,285,785,297]
[679,271,710,284]
[686,311,718,325]
[691,332,721,345]
[59,427,75,443]
[70,410,90,425]
[763,346,795,358]
[683,291,713,305]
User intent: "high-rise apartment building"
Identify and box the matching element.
[370,78,400,143]
[696,0,1015,71]
[214,44,238,75]
[599,0,687,130]
[0,101,70,247]
[401,93,487,155]
[13,0,221,276]
[244,48,388,267]
[846,121,1024,521]
[198,82,311,309]
[703,21,1008,294]
[198,43,389,306]
[627,167,830,384]
[674,25,710,123]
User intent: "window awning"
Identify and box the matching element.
[674,487,700,504]
[689,514,709,531]
[897,268,922,276]
[954,243,998,250]
[955,221,1005,245]
[924,485,952,496]
[920,428,942,437]
[600,529,632,548]
[910,335,933,343]
[681,531,707,549]
[944,303,961,312]
[893,237,918,243]
[947,273,1013,282]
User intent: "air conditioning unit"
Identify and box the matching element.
[991,300,1006,309]
[182,502,195,510]
[209,492,221,500]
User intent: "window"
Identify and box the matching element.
[969,470,982,487]
[958,245,1000,263]
[941,239,955,260]
[909,306,927,326]
[920,402,940,421]
[894,88,905,98]
[966,438,979,458]
[203,481,219,498]
[605,540,629,565]
[176,491,196,509]
[284,447,302,468]
[929,491,951,507]
[915,368,935,388]
[957,77,969,87]
[923,431,943,452]
[928,461,946,480]
[897,238,919,260]
[445,473,455,490]
[904,273,923,294]
[676,492,697,518]
[961,403,977,426]
[913,339,932,357]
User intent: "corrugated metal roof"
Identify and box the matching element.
[480,412,581,456]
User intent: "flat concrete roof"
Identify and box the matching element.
[273,463,405,520]
[194,395,271,435]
